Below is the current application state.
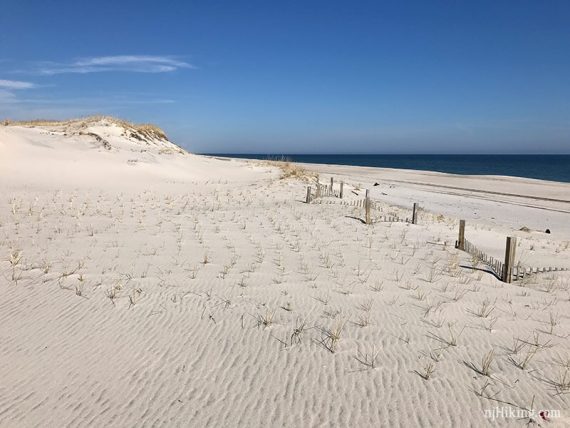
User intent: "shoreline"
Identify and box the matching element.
[201,153,570,184]
[203,154,570,238]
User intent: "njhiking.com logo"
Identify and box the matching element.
[484,406,561,422]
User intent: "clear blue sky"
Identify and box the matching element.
[1,0,569,153]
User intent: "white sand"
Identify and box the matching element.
[1,119,569,427]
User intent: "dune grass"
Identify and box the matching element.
[2,115,169,141]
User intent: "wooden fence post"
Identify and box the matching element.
[365,189,371,225]
[306,186,311,203]
[316,183,321,198]
[340,181,344,199]
[502,237,517,283]
[330,177,334,192]
[456,220,465,250]
[412,203,418,224]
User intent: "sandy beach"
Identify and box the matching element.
[1,118,569,427]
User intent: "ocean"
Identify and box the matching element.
[204,154,570,183]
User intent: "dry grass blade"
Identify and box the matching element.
[465,349,495,377]
[508,345,538,370]
[256,309,276,328]
[470,298,496,318]
[319,318,347,353]
[542,368,570,396]
[427,323,465,347]
[354,346,381,370]
[8,249,23,282]
[290,317,312,345]
[414,361,436,380]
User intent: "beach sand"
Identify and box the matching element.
[1,119,569,427]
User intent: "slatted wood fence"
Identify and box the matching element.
[306,179,419,225]
[462,238,506,280]
[305,182,568,284]
[455,220,569,283]
[306,178,344,203]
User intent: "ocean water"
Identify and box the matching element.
[205,154,570,183]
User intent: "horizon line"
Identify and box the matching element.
[199,152,570,156]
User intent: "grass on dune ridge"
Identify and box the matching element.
[258,155,318,181]
[1,115,169,141]
[3,116,319,177]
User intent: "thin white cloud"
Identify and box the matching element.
[0,89,17,102]
[0,92,177,121]
[0,79,36,89]
[39,55,194,75]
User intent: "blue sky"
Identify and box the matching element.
[1,0,569,153]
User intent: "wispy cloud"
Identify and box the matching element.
[0,79,36,89]
[0,92,177,120]
[0,56,188,119]
[0,78,37,109]
[38,55,194,75]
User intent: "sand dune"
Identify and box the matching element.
[1,119,569,427]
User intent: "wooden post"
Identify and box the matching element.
[502,236,517,283]
[340,181,344,199]
[306,186,311,203]
[456,220,465,250]
[330,177,334,192]
[316,183,321,198]
[365,189,371,225]
[412,203,418,224]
